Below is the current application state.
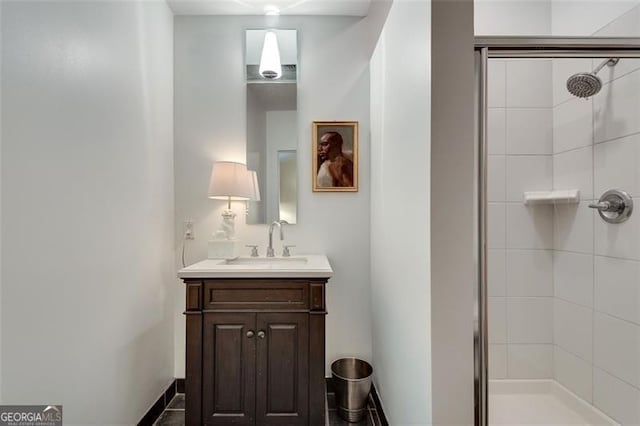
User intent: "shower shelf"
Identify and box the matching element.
[524,189,580,205]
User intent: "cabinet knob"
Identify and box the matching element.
[257,330,266,339]
[246,330,255,338]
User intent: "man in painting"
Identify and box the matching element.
[317,131,354,187]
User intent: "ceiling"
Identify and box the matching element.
[167,0,372,16]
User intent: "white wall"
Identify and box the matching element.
[475,0,552,35]
[1,1,175,423]
[369,1,431,424]
[476,0,640,37]
[173,7,391,377]
[552,0,640,35]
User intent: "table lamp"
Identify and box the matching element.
[207,161,254,258]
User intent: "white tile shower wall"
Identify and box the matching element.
[506,204,553,249]
[554,345,593,403]
[594,69,640,143]
[505,156,553,202]
[594,256,640,325]
[487,59,554,379]
[553,202,594,253]
[594,133,640,197]
[506,109,553,155]
[489,344,508,379]
[553,97,593,154]
[553,251,594,308]
[506,60,553,108]
[594,312,640,389]
[488,155,506,202]
[488,62,507,378]
[489,297,507,344]
[489,5,640,396]
[506,250,553,297]
[488,249,507,297]
[508,298,554,343]
[591,18,640,423]
[507,344,553,379]
[549,6,640,423]
[553,146,593,200]
[593,368,640,425]
[488,108,506,155]
[554,298,593,362]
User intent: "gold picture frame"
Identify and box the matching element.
[312,121,359,192]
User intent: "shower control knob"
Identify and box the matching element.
[588,201,619,212]
[590,189,633,224]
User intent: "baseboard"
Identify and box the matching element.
[325,377,389,426]
[137,379,178,426]
[143,377,388,425]
[370,384,389,426]
[176,378,185,394]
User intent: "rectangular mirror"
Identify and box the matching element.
[278,150,297,223]
[245,29,298,225]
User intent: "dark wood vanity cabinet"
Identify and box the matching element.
[183,278,329,426]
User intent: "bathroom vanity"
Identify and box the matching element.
[178,255,333,426]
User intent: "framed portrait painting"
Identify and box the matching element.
[312,121,358,192]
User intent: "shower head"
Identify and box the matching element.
[566,58,619,99]
[567,72,602,98]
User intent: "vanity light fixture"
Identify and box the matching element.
[259,31,282,80]
[208,161,254,239]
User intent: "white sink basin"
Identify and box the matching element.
[224,257,308,266]
[177,255,332,279]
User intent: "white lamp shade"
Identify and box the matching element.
[249,170,261,202]
[208,162,253,200]
[259,31,282,79]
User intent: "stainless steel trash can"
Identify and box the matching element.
[331,358,373,423]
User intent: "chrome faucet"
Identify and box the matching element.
[267,220,288,257]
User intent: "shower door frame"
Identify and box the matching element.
[474,36,640,426]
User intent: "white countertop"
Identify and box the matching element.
[177,254,333,279]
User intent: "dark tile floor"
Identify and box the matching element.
[154,389,383,426]
[153,394,184,426]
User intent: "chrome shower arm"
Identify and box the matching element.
[593,58,619,75]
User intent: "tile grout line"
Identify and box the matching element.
[594,365,640,394]
[557,340,640,394]
[554,128,640,156]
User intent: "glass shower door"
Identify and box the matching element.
[484,52,640,425]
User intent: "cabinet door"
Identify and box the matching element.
[256,313,309,425]
[202,313,256,425]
